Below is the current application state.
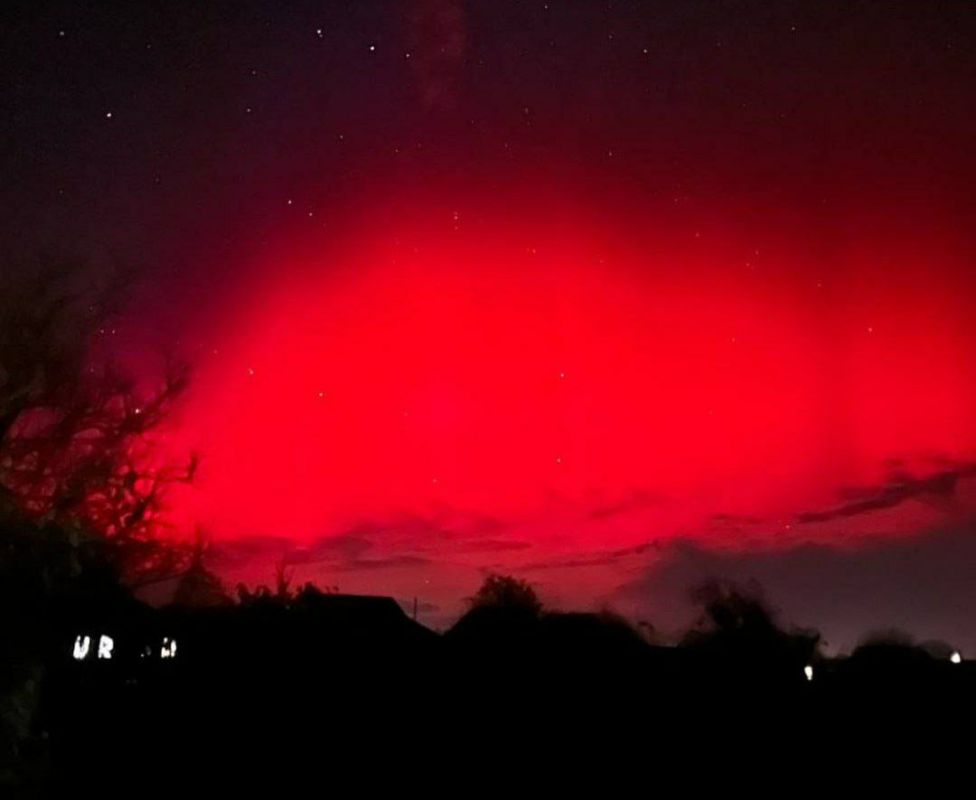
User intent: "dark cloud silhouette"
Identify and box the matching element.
[210,536,293,568]
[214,532,431,573]
[332,555,432,572]
[450,539,533,553]
[521,540,661,572]
[795,463,976,524]
[283,534,375,565]
[209,511,524,576]
[615,522,976,654]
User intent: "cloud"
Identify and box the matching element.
[614,522,976,654]
[331,554,433,573]
[450,539,533,553]
[710,513,765,527]
[520,541,661,572]
[282,534,374,564]
[210,535,293,568]
[795,462,976,524]
[208,510,525,577]
[585,490,666,521]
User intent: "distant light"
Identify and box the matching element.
[97,635,114,660]
[803,665,814,682]
[161,637,178,659]
[951,651,962,664]
[73,635,91,661]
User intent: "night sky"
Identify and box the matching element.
[4,1,976,649]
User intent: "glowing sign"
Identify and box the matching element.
[97,635,114,660]
[161,637,178,659]
[803,665,814,682]
[73,635,91,660]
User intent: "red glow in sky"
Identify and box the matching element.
[158,192,976,629]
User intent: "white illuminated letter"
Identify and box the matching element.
[161,637,178,659]
[803,665,814,682]
[97,635,114,660]
[73,635,91,661]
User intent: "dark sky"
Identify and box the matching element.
[4,1,976,648]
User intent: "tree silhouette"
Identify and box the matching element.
[0,258,106,443]
[681,578,821,684]
[0,260,195,581]
[467,573,542,616]
[172,532,232,607]
[447,573,543,648]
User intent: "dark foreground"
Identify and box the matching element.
[6,585,975,793]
